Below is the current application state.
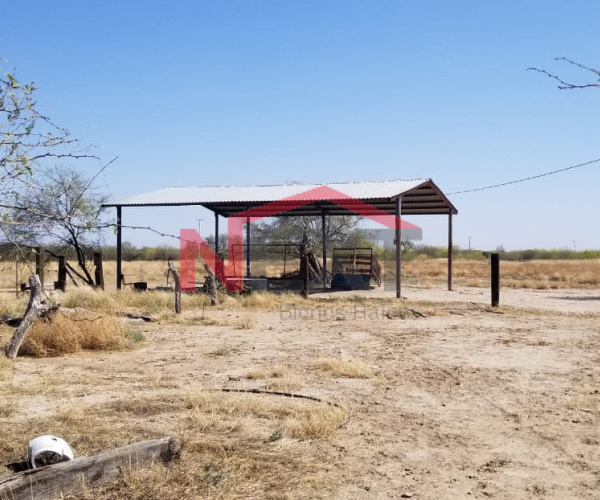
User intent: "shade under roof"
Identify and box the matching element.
[103,179,457,217]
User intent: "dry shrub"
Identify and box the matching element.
[61,288,118,313]
[19,312,140,357]
[209,343,232,356]
[0,397,17,417]
[246,364,290,380]
[313,358,373,378]
[246,364,304,391]
[235,316,255,329]
[284,405,348,439]
[263,376,304,391]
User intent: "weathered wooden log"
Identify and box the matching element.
[167,261,181,314]
[5,275,60,360]
[0,437,181,500]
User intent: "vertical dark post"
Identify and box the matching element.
[93,252,105,290]
[15,254,19,297]
[116,206,122,290]
[283,243,287,275]
[246,214,251,278]
[35,247,45,287]
[302,251,309,298]
[395,197,402,299]
[491,252,500,307]
[448,212,453,291]
[321,211,327,291]
[214,212,219,254]
[57,256,67,292]
[167,261,181,314]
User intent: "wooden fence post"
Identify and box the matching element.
[57,256,67,292]
[93,252,105,290]
[167,261,181,314]
[491,253,500,307]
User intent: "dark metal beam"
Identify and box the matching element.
[395,197,402,299]
[116,206,122,290]
[321,210,327,291]
[448,212,453,291]
[246,213,251,278]
[214,211,219,255]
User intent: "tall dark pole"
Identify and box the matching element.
[246,214,251,278]
[321,210,327,291]
[448,212,453,291]
[116,206,122,290]
[395,197,402,299]
[491,253,500,307]
[214,212,219,254]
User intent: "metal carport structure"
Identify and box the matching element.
[102,178,458,297]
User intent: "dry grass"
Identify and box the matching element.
[0,384,347,499]
[246,365,304,391]
[18,312,142,357]
[313,358,373,379]
[208,343,232,356]
[246,364,291,380]
[235,315,255,329]
[400,258,600,289]
[184,390,347,439]
[568,393,600,412]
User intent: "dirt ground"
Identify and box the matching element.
[2,286,600,499]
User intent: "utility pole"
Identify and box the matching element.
[468,235,472,251]
[572,240,576,252]
[196,218,203,236]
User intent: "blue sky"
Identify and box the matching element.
[2,1,599,250]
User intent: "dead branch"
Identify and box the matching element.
[528,57,600,90]
[0,437,181,500]
[5,275,60,359]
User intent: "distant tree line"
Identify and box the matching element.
[3,241,598,264]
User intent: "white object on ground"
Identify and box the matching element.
[27,435,75,469]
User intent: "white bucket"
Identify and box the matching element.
[27,435,75,469]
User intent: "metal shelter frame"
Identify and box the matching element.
[102,179,458,298]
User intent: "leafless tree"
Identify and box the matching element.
[6,165,108,284]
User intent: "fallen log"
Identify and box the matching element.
[5,275,60,360]
[0,437,181,500]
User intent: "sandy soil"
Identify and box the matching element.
[4,286,600,499]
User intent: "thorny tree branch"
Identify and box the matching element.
[528,57,600,90]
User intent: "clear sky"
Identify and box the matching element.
[2,1,599,250]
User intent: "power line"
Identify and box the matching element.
[448,156,600,195]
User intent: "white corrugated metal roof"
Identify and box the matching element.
[104,179,430,206]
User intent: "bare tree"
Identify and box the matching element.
[6,165,108,285]
[528,57,600,90]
